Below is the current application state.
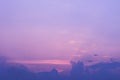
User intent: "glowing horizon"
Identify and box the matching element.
[8,59,70,65]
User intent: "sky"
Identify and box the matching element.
[0,0,120,64]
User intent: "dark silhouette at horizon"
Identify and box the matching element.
[0,56,120,80]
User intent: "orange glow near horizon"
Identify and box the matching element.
[8,60,71,65]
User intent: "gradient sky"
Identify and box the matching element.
[0,0,120,64]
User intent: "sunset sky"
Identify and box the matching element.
[0,0,120,65]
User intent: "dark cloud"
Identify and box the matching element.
[0,60,120,80]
